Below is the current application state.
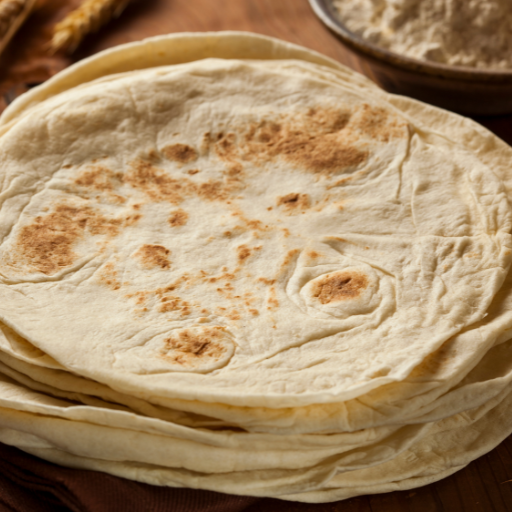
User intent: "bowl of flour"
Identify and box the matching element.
[310,0,512,115]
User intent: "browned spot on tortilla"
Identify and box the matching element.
[125,159,242,204]
[124,214,141,227]
[156,274,190,296]
[158,296,188,313]
[135,244,171,270]
[356,105,389,139]
[215,132,238,162]
[125,291,149,305]
[99,262,121,290]
[169,209,188,227]
[268,285,279,309]
[356,104,406,142]
[278,136,366,174]
[225,162,244,181]
[258,277,276,286]
[203,269,237,287]
[281,249,300,270]
[312,271,368,304]
[14,204,121,275]
[277,193,310,212]
[187,169,200,175]
[210,105,406,177]
[237,245,251,263]
[75,166,117,191]
[196,180,231,201]
[249,308,259,316]
[307,251,320,259]
[162,143,198,164]
[74,167,126,205]
[231,211,270,234]
[146,149,161,163]
[124,160,185,204]
[226,310,241,321]
[240,108,367,174]
[162,327,227,364]
[308,107,352,132]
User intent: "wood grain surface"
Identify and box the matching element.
[1,1,512,511]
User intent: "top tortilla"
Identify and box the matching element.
[0,40,511,408]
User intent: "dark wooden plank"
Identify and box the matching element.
[74,0,360,64]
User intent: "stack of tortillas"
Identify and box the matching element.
[0,32,512,503]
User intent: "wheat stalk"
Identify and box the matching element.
[0,0,36,57]
[51,0,131,54]
[0,0,28,40]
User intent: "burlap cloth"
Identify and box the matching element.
[0,443,267,512]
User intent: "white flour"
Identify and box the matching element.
[333,0,512,69]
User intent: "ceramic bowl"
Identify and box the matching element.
[309,0,512,115]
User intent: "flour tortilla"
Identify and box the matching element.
[3,324,512,435]
[6,331,512,448]
[283,382,512,501]
[0,371,436,474]
[1,34,512,427]
[0,376,510,501]
[0,58,510,410]
[0,354,234,430]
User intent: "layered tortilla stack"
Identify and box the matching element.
[0,32,512,502]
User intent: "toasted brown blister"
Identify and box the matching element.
[162,143,198,164]
[160,326,232,369]
[135,244,171,270]
[14,204,121,275]
[312,271,369,304]
[277,193,310,212]
[168,209,188,227]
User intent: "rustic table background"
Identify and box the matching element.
[1,1,512,511]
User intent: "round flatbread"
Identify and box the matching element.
[0,57,510,409]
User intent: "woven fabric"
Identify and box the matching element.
[0,443,264,512]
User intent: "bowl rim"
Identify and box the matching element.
[309,0,512,83]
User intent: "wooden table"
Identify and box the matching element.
[1,1,512,510]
